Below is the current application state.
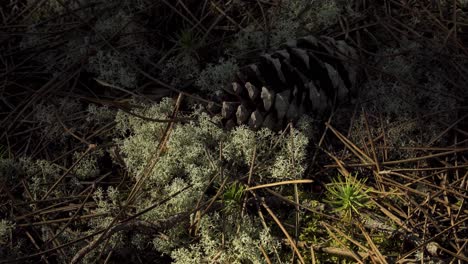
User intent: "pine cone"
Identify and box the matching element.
[211,35,359,130]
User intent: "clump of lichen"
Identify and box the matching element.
[111,97,308,258]
[195,58,239,92]
[355,37,463,160]
[230,0,352,54]
[171,212,281,263]
[363,37,460,118]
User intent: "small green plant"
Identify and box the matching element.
[299,214,320,244]
[171,28,202,58]
[222,182,245,213]
[324,173,370,220]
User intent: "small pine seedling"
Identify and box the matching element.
[324,173,370,220]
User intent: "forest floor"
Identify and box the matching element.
[0,0,467,263]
